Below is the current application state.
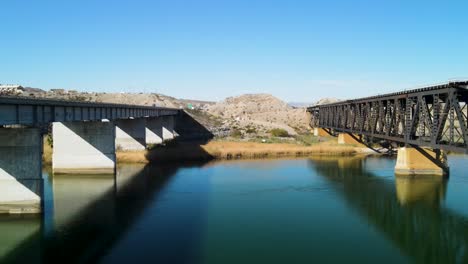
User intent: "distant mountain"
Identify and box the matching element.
[312,98,341,106]
[288,102,314,108]
[23,87,46,93]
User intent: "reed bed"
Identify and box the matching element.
[117,140,357,164]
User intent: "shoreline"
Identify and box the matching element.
[116,140,362,164]
[43,139,368,165]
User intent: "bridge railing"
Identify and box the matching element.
[0,96,180,126]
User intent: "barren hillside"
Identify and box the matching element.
[203,94,309,136]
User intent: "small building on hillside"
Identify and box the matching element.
[0,84,24,95]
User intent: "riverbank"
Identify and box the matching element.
[118,140,358,163]
[43,138,361,165]
[43,139,359,165]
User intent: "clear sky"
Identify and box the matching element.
[1,0,468,102]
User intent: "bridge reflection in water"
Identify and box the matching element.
[308,156,467,264]
[0,161,209,264]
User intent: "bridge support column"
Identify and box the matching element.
[0,128,42,214]
[338,133,363,145]
[53,121,116,174]
[313,127,329,137]
[145,117,163,145]
[162,115,175,141]
[395,147,448,176]
[115,119,146,151]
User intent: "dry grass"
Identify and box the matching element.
[117,140,356,163]
[202,141,356,160]
[43,136,53,165]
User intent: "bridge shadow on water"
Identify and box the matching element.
[145,111,215,163]
[307,156,468,264]
[0,160,212,264]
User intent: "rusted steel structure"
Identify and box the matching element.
[307,81,468,153]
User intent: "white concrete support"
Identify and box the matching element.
[115,119,146,151]
[395,147,449,176]
[0,128,42,214]
[145,117,163,145]
[53,121,116,174]
[162,115,175,141]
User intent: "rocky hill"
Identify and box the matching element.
[203,94,308,136]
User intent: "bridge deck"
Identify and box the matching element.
[307,81,468,153]
[0,96,180,126]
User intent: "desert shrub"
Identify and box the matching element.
[270,128,289,137]
[246,127,257,134]
[230,128,242,138]
[46,134,53,147]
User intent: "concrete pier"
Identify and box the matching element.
[162,115,175,141]
[338,133,363,146]
[145,117,163,145]
[0,128,42,214]
[395,147,449,176]
[115,119,146,151]
[53,121,116,174]
[313,127,330,137]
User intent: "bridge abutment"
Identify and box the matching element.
[0,128,42,214]
[52,121,116,174]
[313,127,329,137]
[395,147,449,176]
[115,119,146,151]
[337,133,364,146]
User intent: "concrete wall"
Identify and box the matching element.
[115,119,146,151]
[53,121,116,174]
[0,128,42,214]
[174,111,214,141]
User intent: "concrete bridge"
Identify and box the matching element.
[307,81,468,176]
[0,96,180,214]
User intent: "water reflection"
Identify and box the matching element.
[1,157,468,264]
[395,177,447,207]
[0,162,206,264]
[0,215,41,261]
[308,156,468,264]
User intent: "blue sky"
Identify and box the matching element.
[1,0,467,102]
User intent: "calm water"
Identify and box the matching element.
[1,155,468,263]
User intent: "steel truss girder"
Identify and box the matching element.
[307,83,468,153]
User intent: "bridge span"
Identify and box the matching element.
[307,81,468,176]
[0,96,180,214]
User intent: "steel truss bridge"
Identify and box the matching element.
[307,81,468,153]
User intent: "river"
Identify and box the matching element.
[1,155,468,263]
